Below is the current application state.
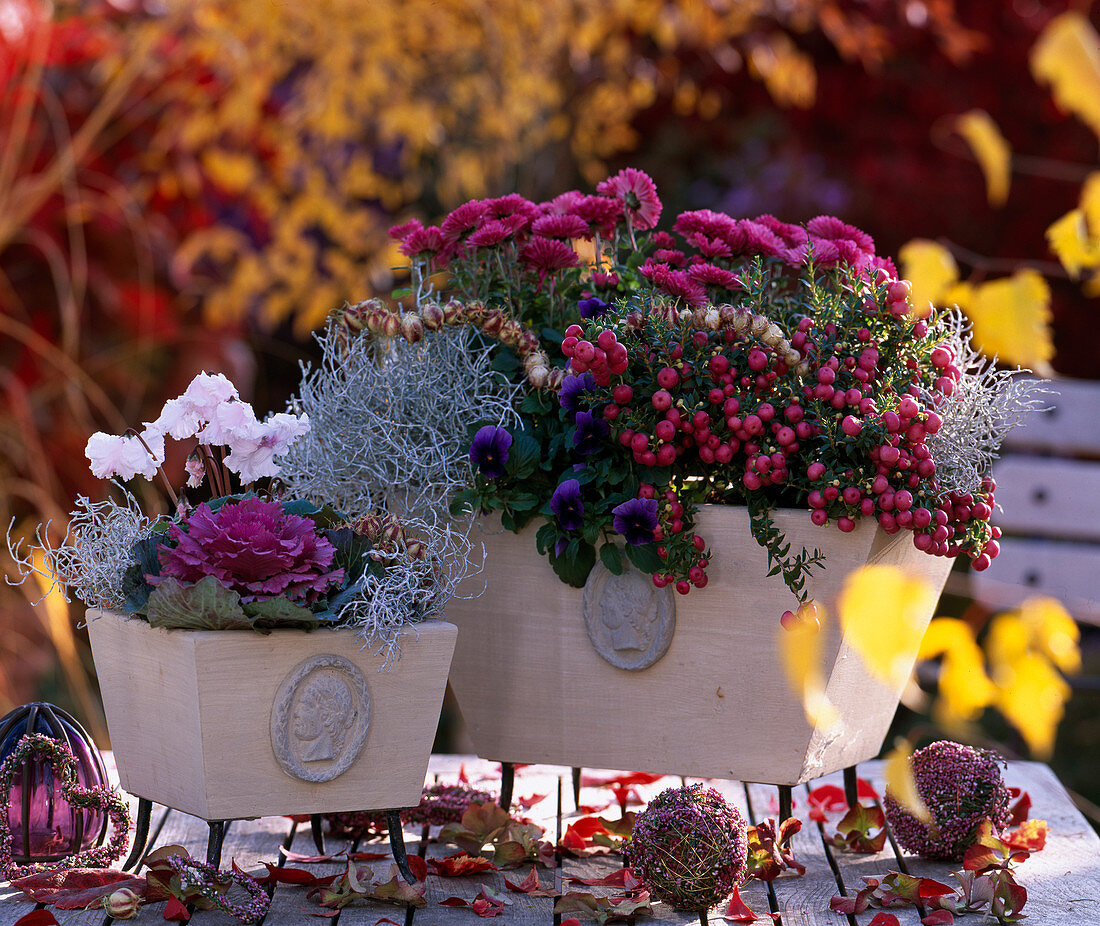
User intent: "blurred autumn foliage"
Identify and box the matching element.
[1,0,1097,784]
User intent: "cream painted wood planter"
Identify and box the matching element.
[87,611,457,820]
[446,506,952,785]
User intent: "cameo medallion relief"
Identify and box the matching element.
[582,560,676,670]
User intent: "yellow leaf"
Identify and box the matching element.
[994,652,1070,759]
[963,270,1054,371]
[1031,11,1100,141]
[884,739,932,823]
[777,602,838,728]
[953,110,1011,206]
[941,281,976,311]
[839,565,936,690]
[1045,208,1100,278]
[1015,597,1081,674]
[1081,172,1100,236]
[748,33,816,109]
[1085,270,1100,298]
[898,240,959,314]
[919,618,996,723]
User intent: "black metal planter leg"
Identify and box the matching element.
[572,766,582,812]
[499,761,515,810]
[386,810,416,885]
[206,820,228,868]
[122,798,153,872]
[310,814,326,856]
[844,764,859,808]
[778,785,793,823]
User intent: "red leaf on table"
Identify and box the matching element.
[577,802,613,814]
[428,852,498,877]
[830,887,872,915]
[258,863,321,886]
[807,784,847,819]
[282,848,348,863]
[12,869,142,904]
[13,912,60,926]
[580,771,664,788]
[831,803,887,854]
[163,895,191,921]
[305,908,340,918]
[471,897,505,917]
[285,814,313,823]
[560,920,584,926]
[349,851,388,861]
[406,855,428,883]
[918,878,956,898]
[504,866,558,896]
[868,914,901,926]
[921,911,955,925]
[375,918,402,925]
[1007,789,1031,826]
[1003,819,1048,852]
[458,763,470,783]
[515,793,547,810]
[722,885,758,922]
[566,868,640,889]
[440,897,472,907]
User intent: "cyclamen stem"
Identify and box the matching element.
[124,429,178,507]
[199,445,225,497]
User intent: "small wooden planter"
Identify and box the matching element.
[87,611,457,820]
[446,506,952,785]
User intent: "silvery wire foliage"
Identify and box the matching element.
[280,320,519,529]
[923,310,1052,496]
[6,488,155,612]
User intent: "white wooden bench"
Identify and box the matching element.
[966,376,1100,625]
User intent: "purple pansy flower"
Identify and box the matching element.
[469,425,513,479]
[612,497,659,546]
[577,296,609,319]
[559,372,595,414]
[550,479,584,531]
[572,410,609,455]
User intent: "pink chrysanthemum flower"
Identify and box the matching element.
[441,200,490,241]
[520,237,580,283]
[673,209,738,241]
[388,218,423,241]
[542,190,584,215]
[570,194,624,236]
[466,220,518,249]
[736,219,787,258]
[786,237,841,267]
[532,214,589,240]
[156,497,344,605]
[399,225,445,258]
[807,215,875,253]
[653,268,708,306]
[685,231,733,260]
[596,168,662,230]
[591,270,620,289]
[754,214,809,250]
[688,263,743,290]
[485,193,540,223]
[654,248,688,267]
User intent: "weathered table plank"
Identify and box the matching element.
[2,756,1097,925]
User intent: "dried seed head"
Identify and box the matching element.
[400,313,424,343]
[420,302,445,330]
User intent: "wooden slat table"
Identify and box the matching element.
[2,755,1098,924]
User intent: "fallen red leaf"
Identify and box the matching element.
[1007,789,1031,826]
[349,851,388,861]
[375,918,402,925]
[163,894,191,921]
[458,764,470,783]
[566,868,641,889]
[1003,819,1048,853]
[577,802,613,814]
[515,793,547,810]
[921,911,955,925]
[559,920,583,926]
[12,868,143,905]
[723,885,758,922]
[868,914,901,926]
[428,852,498,877]
[282,848,347,863]
[580,771,664,788]
[13,912,60,926]
[258,863,320,886]
[305,908,339,918]
[440,897,473,907]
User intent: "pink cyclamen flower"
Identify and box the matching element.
[596,168,662,230]
[223,412,310,484]
[520,237,580,284]
[532,214,589,240]
[86,429,164,481]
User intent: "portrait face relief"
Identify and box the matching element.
[270,654,371,783]
[583,559,676,671]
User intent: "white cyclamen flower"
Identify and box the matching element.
[223,412,310,484]
[184,452,206,488]
[197,398,259,446]
[85,429,164,481]
[146,371,241,440]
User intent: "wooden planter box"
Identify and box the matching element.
[87,611,457,820]
[446,507,952,785]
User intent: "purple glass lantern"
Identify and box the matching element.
[0,702,109,864]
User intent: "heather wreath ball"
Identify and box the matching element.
[624,783,748,911]
[884,740,1011,861]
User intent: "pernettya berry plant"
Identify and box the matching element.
[562,258,1030,604]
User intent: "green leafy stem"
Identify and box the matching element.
[747,496,826,605]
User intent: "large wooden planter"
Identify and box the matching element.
[446,507,952,785]
[87,611,457,820]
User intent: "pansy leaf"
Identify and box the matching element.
[623,543,661,573]
[599,543,624,576]
[505,433,541,480]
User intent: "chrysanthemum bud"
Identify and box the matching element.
[763,323,784,346]
[406,540,427,561]
[443,299,466,325]
[518,330,541,356]
[677,308,694,325]
[420,302,445,330]
[704,308,721,331]
[749,314,770,337]
[103,889,141,919]
[499,319,523,348]
[524,350,550,374]
[547,367,566,391]
[400,313,424,343]
[357,514,383,540]
[527,365,550,389]
[380,312,400,338]
[381,515,405,544]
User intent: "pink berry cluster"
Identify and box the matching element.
[561,324,629,384]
